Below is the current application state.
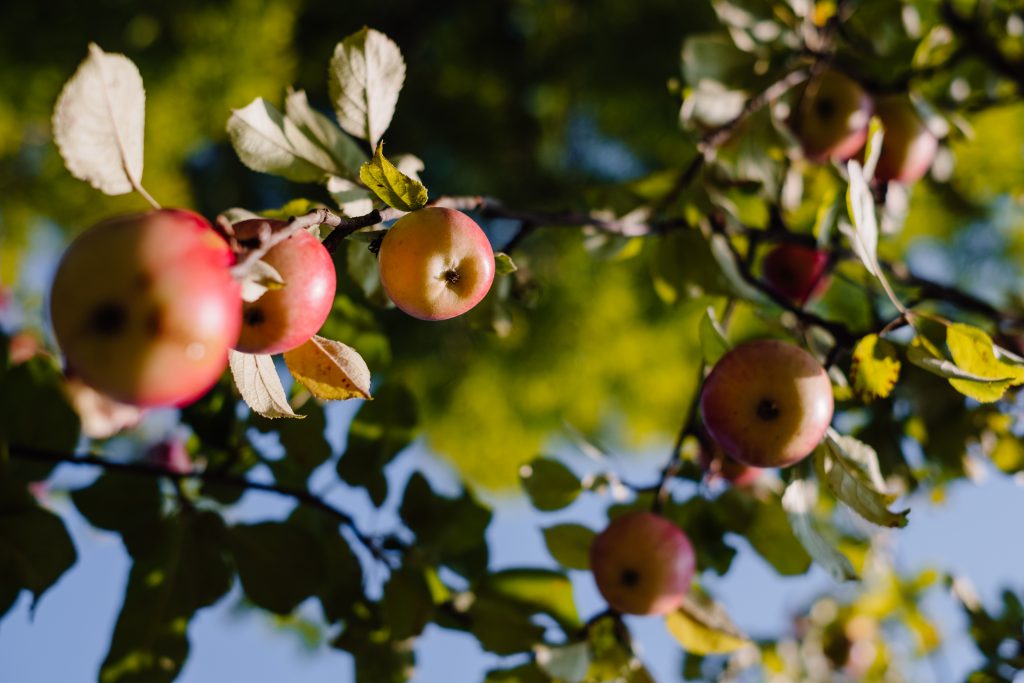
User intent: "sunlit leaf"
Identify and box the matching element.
[227,98,337,182]
[851,334,901,400]
[478,568,581,632]
[535,641,591,683]
[820,433,909,528]
[359,141,428,212]
[284,87,368,180]
[946,323,1024,402]
[329,27,405,147]
[542,523,596,570]
[782,478,857,582]
[239,259,285,303]
[665,592,749,655]
[842,160,881,279]
[228,350,300,419]
[495,252,518,276]
[284,335,372,401]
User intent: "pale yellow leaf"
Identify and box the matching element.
[284,335,372,400]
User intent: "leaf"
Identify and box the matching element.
[478,568,581,632]
[727,491,812,576]
[226,98,337,182]
[0,504,77,610]
[520,457,582,512]
[251,400,331,488]
[535,641,591,683]
[228,350,300,419]
[284,88,368,180]
[52,43,145,196]
[542,523,596,570]
[698,305,731,365]
[464,595,548,655]
[288,507,364,623]
[337,383,416,506]
[283,335,372,401]
[946,323,1024,402]
[708,233,768,302]
[239,259,285,303]
[861,117,885,181]
[820,435,909,528]
[851,334,901,400]
[359,141,428,212]
[228,521,324,614]
[328,176,376,217]
[494,252,518,276]
[0,358,80,465]
[381,565,435,640]
[329,27,406,147]
[666,593,749,655]
[905,342,1012,383]
[842,160,881,278]
[781,478,857,582]
[71,472,163,558]
[826,430,887,490]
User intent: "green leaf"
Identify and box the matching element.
[781,478,858,582]
[664,496,737,576]
[333,603,414,683]
[946,323,1024,402]
[484,662,550,683]
[284,88,368,181]
[251,399,332,488]
[698,305,731,365]
[665,592,749,655]
[494,252,518,276]
[820,434,909,528]
[0,503,76,611]
[465,595,547,655]
[382,564,435,640]
[708,233,769,302]
[536,641,591,683]
[477,568,581,632]
[851,334,901,400]
[542,523,596,570]
[100,511,232,683]
[71,472,163,558]
[227,521,324,614]
[287,507,364,623]
[359,141,428,212]
[647,229,733,303]
[520,457,581,512]
[717,489,812,576]
[328,27,406,147]
[337,383,417,507]
[346,238,392,307]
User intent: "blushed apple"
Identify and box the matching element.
[762,243,831,305]
[589,511,695,615]
[50,209,242,407]
[791,70,873,162]
[377,207,495,321]
[698,440,762,487]
[233,222,336,355]
[700,339,833,468]
[873,95,938,184]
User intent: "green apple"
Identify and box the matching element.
[791,70,873,162]
[589,511,695,615]
[234,222,336,355]
[50,209,242,407]
[700,339,833,468]
[873,95,938,184]
[378,207,495,321]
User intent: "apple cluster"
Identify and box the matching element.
[790,69,939,184]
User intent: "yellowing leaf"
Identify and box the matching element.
[229,351,300,419]
[359,141,428,212]
[851,334,900,400]
[946,323,1024,402]
[666,593,749,655]
[284,335,372,400]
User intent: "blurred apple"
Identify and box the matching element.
[762,243,831,305]
[873,95,938,184]
[700,339,833,468]
[698,440,762,487]
[791,70,872,162]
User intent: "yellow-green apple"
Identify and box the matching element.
[872,95,938,184]
[698,439,761,487]
[762,243,831,305]
[50,209,242,407]
[791,70,872,162]
[589,511,695,615]
[378,207,495,321]
[700,339,833,468]
[233,222,336,355]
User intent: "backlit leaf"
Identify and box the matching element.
[520,457,581,511]
[359,141,428,212]
[851,334,901,400]
[666,592,749,655]
[698,305,731,365]
[227,98,337,182]
[329,27,405,147]
[946,323,1024,402]
[228,351,300,419]
[284,88,367,180]
[542,523,596,570]
[782,478,857,582]
[284,335,372,401]
[820,433,909,528]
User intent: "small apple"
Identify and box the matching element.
[50,209,242,407]
[377,207,495,321]
[698,440,761,487]
[589,511,695,616]
[791,70,873,162]
[872,95,938,184]
[233,223,336,355]
[700,339,833,468]
[762,243,831,305]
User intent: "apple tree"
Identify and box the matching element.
[2,0,1024,681]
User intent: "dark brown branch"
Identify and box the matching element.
[7,443,388,562]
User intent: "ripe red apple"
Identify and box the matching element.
[589,511,695,616]
[377,207,495,321]
[872,95,938,184]
[700,339,833,468]
[762,243,831,305]
[233,223,336,355]
[791,70,873,162]
[50,209,242,407]
[698,440,761,487]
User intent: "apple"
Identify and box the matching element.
[377,207,495,321]
[762,243,831,305]
[698,440,761,487]
[872,95,938,184]
[50,209,242,407]
[147,439,192,474]
[700,339,833,468]
[791,70,873,162]
[233,222,336,355]
[589,511,695,615]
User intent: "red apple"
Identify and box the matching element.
[377,207,495,321]
[872,95,938,184]
[233,223,336,355]
[791,70,873,162]
[762,243,831,305]
[147,439,192,474]
[698,440,761,487]
[589,511,695,616]
[700,339,833,468]
[50,209,242,407]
